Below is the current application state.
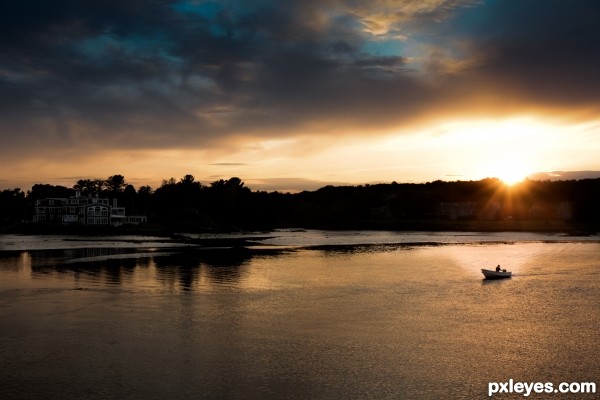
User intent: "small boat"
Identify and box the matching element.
[481,268,512,279]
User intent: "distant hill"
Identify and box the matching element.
[528,171,600,181]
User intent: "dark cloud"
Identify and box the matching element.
[1,0,599,161]
[210,163,247,166]
[246,177,353,193]
[448,0,600,105]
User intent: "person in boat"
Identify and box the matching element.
[495,265,501,272]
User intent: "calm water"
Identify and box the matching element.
[1,230,600,399]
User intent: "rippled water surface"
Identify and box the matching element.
[1,231,600,399]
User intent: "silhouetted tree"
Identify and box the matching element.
[121,184,137,212]
[106,175,127,193]
[135,185,153,216]
[205,177,252,228]
[162,177,177,186]
[29,184,73,200]
[152,174,204,225]
[138,186,153,196]
[180,174,196,185]
[74,179,105,195]
[0,188,26,224]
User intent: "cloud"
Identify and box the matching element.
[449,1,600,103]
[246,177,353,193]
[350,0,480,36]
[528,171,600,181]
[209,163,248,166]
[1,0,599,178]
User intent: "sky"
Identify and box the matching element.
[1,0,600,192]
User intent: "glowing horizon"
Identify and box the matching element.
[3,115,598,192]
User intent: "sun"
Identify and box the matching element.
[485,156,531,185]
[497,168,528,185]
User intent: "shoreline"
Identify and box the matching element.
[2,219,598,237]
[1,226,599,254]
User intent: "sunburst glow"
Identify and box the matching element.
[484,155,532,185]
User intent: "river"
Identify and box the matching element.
[1,230,599,399]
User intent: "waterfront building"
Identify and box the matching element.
[33,191,147,226]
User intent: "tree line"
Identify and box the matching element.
[1,175,600,231]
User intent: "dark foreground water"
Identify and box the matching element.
[1,230,599,399]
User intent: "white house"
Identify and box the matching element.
[33,191,147,226]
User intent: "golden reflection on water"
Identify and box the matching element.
[1,242,600,399]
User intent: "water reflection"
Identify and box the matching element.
[481,277,512,285]
[307,243,422,255]
[0,246,269,292]
[152,248,258,290]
